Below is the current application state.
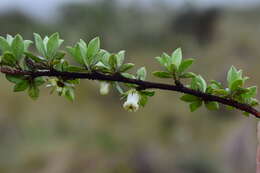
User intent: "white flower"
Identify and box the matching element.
[100,81,110,95]
[123,91,140,112]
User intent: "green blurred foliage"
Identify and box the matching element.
[0,1,259,173]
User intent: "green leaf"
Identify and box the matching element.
[87,37,100,58]
[168,64,177,73]
[152,71,172,78]
[121,73,135,79]
[171,48,182,68]
[34,33,46,56]
[250,98,259,107]
[234,88,249,95]
[2,52,17,66]
[117,50,125,67]
[205,101,219,110]
[212,89,229,96]
[227,66,240,88]
[243,112,250,117]
[226,105,235,111]
[230,79,243,91]
[0,36,10,52]
[67,66,85,72]
[189,100,202,112]
[13,80,29,92]
[196,75,207,92]
[47,33,62,58]
[155,56,168,68]
[210,80,222,89]
[23,40,33,51]
[180,94,199,102]
[28,85,39,100]
[120,63,134,72]
[178,58,194,73]
[65,88,75,102]
[108,54,117,71]
[34,77,45,86]
[136,67,147,80]
[67,44,84,65]
[6,35,14,45]
[11,34,24,61]
[54,51,66,60]
[245,86,257,98]
[6,74,25,84]
[190,75,207,92]
[24,52,45,62]
[179,72,196,78]
[141,91,155,96]
[139,95,148,107]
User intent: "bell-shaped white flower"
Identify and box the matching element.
[123,91,140,112]
[100,81,110,95]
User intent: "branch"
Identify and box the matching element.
[1,67,259,118]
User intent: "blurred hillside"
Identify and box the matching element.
[0,1,260,173]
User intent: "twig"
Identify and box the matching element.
[1,67,259,118]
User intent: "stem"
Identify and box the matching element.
[1,67,260,118]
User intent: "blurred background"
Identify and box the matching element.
[0,0,259,172]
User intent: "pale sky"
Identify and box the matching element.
[0,0,259,20]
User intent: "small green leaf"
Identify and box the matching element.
[65,88,75,102]
[205,101,219,110]
[155,56,166,67]
[227,66,241,88]
[141,91,155,96]
[6,35,14,45]
[180,94,200,102]
[196,75,207,92]
[87,37,100,58]
[190,75,207,92]
[139,95,148,107]
[28,85,39,100]
[230,79,243,91]
[136,67,147,80]
[34,33,46,56]
[171,48,182,68]
[6,74,25,84]
[121,73,135,79]
[67,66,85,72]
[108,54,117,71]
[210,80,222,89]
[178,58,194,73]
[189,100,202,112]
[117,50,125,67]
[179,72,196,78]
[54,51,66,60]
[245,86,257,98]
[250,98,259,107]
[47,33,62,58]
[212,89,229,96]
[120,63,134,72]
[13,80,29,92]
[11,34,24,61]
[67,44,84,65]
[2,52,17,66]
[34,77,45,86]
[23,40,33,51]
[0,36,10,52]
[243,112,250,116]
[152,71,172,78]
[24,52,45,62]
[226,105,235,111]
